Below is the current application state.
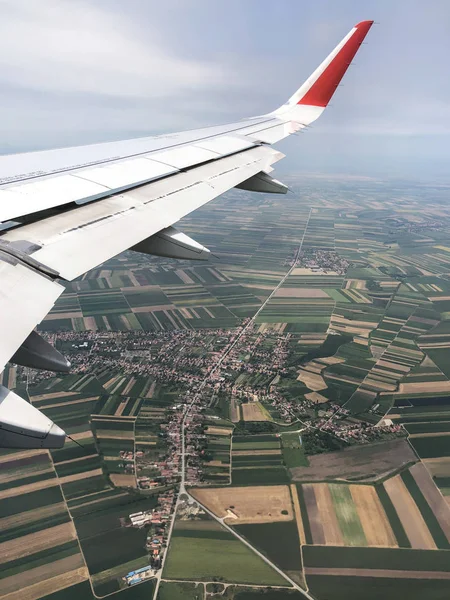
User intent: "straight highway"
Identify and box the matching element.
[153,209,313,599]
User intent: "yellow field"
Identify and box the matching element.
[241,402,268,422]
[297,369,327,391]
[290,485,306,545]
[384,475,436,550]
[0,503,67,532]
[109,473,136,488]
[1,559,88,600]
[191,485,293,524]
[313,483,344,546]
[232,449,281,456]
[349,485,397,547]
[205,426,233,435]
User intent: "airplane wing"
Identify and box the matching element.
[0,20,373,448]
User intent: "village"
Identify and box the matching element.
[25,316,406,580]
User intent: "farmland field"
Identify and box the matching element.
[191,485,293,524]
[8,178,450,599]
[307,574,450,600]
[157,581,201,600]
[290,439,416,482]
[234,521,303,587]
[163,517,287,585]
[235,590,306,599]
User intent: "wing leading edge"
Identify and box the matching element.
[0,20,374,448]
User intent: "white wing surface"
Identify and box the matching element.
[0,20,374,448]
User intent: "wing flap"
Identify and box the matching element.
[4,146,284,280]
[73,157,177,194]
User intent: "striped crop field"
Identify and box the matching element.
[298,483,397,548]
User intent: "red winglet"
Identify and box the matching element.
[298,20,374,107]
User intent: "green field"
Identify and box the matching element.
[164,528,287,585]
[232,466,290,485]
[400,470,450,549]
[235,591,305,600]
[234,521,302,577]
[39,579,156,600]
[303,545,450,571]
[157,581,202,600]
[281,433,309,468]
[307,575,450,600]
[328,484,367,546]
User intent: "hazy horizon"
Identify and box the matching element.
[1,0,449,183]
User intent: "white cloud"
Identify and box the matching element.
[0,0,224,98]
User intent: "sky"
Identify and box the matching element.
[0,0,449,182]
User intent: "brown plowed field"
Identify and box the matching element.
[232,449,281,456]
[0,503,67,532]
[349,485,397,547]
[0,477,59,501]
[291,439,416,482]
[0,467,54,485]
[303,484,325,544]
[114,398,129,417]
[384,475,436,549]
[109,474,136,488]
[175,269,195,284]
[191,485,293,524]
[58,468,103,484]
[313,484,344,546]
[0,450,47,465]
[410,462,450,542]
[1,563,88,600]
[241,403,268,421]
[43,396,99,409]
[29,391,79,401]
[0,522,76,564]
[290,484,306,545]
[297,370,327,391]
[95,430,134,439]
[205,426,233,435]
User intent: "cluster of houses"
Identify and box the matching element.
[298,249,350,275]
[136,420,182,491]
[318,413,404,444]
[185,405,209,484]
[127,488,176,574]
[45,328,240,387]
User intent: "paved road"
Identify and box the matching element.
[186,490,316,599]
[154,209,314,599]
